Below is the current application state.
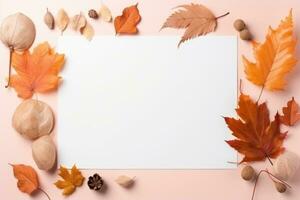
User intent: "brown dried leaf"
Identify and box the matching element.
[115,175,134,187]
[161,3,221,47]
[280,97,300,126]
[44,8,55,30]
[99,4,112,22]
[70,13,86,31]
[80,23,94,41]
[56,9,69,34]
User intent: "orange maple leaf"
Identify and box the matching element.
[10,42,65,99]
[114,3,141,35]
[243,10,297,91]
[224,93,287,163]
[280,97,300,126]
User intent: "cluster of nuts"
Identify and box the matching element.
[241,165,287,193]
[233,19,252,41]
[12,99,56,171]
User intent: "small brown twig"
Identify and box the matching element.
[5,46,14,88]
[37,188,51,200]
[256,85,265,103]
[251,169,291,200]
[215,12,230,20]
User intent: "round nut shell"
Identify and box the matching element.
[240,29,252,41]
[234,19,246,31]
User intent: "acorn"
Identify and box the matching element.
[233,19,246,31]
[240,29,252,41]
[274,181,287,193]
[241,165,255,181]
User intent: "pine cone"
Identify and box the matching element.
[88,173,104,191]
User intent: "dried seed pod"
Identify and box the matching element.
[44,8,55,30]
[0,13,36,87]
[233,19,246,31]
[70,13,86,31]
[99,4,112,22]
[241,165,255,181]
[12,99,54,140]
[240,29,252,41]
[32,135,56,171]
[274,181,287,193]
[115,175,134,187]
[88,173,104,190]
[88,9,99,19]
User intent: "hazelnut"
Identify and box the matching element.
[234,19,246,31]
[241,165,255,181]
[240,29,252,41]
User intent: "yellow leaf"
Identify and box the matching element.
[54,165,84,196]
[243,10,297,91]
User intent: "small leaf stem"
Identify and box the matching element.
[251,169,291,200]
[256,86,265,103]
[5,46,14,88]
[37,188,51,200]
[266,155,273,166]
[215,12,230,20]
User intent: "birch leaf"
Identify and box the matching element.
[56,9,69,34]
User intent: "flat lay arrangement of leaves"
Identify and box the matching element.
[0,1,299,200]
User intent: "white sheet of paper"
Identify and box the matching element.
[57,36,237,169]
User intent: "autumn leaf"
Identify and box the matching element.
[54,165,84,196]
[81,23,94,41]
[99,3,112,22]
[224,93,287,163]
[114,3,141,34]
[243,10,297,91]
[10,42,65,99]
[280,97,300,126]
[10,164,39,194]
[56,9,69,34]
[161,3,229,47]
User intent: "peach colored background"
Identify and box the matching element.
[1,0,300,199]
